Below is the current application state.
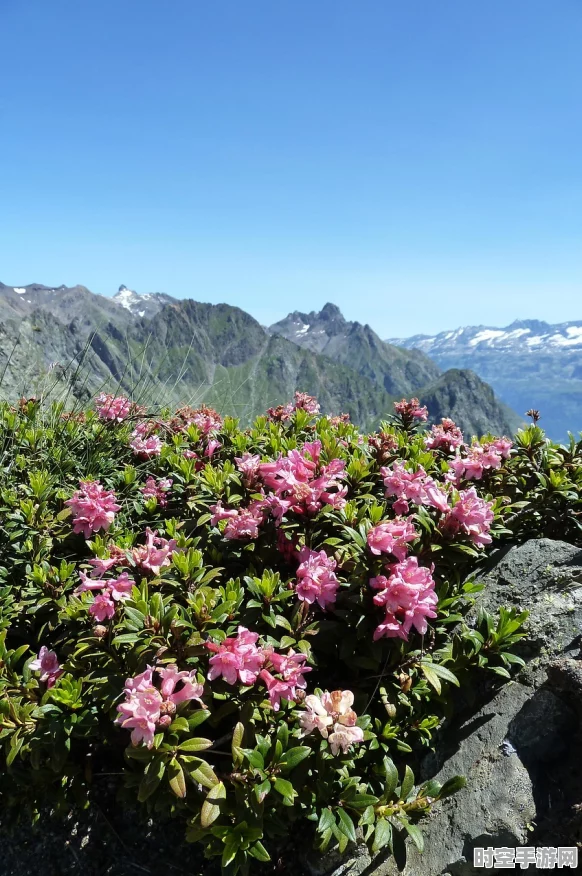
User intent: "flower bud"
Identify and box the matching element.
[93,625,108,639]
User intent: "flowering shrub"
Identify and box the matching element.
[1,393,582,873]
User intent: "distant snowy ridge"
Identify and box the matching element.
[388,319,582,353]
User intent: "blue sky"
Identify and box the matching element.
[1,0,581,337]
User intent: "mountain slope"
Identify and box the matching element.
[0,282,520,435]
[269,303,440,397]
[416,369,524,437]
[389,319,582,440]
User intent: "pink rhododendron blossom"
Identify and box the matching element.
[302,440,322,464]
[209,501,239,526]
[370,557,437,641]
[189,406,223,435]
[276,529,299,563]
[259,648,311,709]
[129,434,164,458]
[89,592,116,622]
[235,452,261,477]
[298,689,364,754]
[444,488,494,547]
[223,502,266,540]
[183,449,198,460]
[66,480,121,539]
[116,664,204,748]
[492,437,512,459]
[366,519,418,561]
[293,391,320,414]
[204,439,222,458]
[425,418,464,453]
[29,646,63,688]
[393,398,428,422]
[141,476,172,506]
[95,393,133,422]
[295,546,339,610]
[259,446,346,517]
[381,463,450,513]
[132,528,178,575]
[87,545,129,577]
[206,627,265,686]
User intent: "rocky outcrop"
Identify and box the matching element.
[312,539,582,876]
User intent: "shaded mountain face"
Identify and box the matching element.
[0,283,520,436]
[269,303,440,397]
[388,320,582,440]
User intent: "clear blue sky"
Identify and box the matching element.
[1,0,581,337]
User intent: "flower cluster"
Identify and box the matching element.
[370,557,437,640]
[382,462,450,515]
[115,665,204,748]
[65,480,121,538]
[299,690,364,755]
[75,570,134,621]
[443,487,495,546]
[206,627,310,710]
[425,418,464,453]
[141,476,173,507]
[367,519,418,562]
[268,391,321,421]
[448,438,513,483]
[295,546,339,610]
[259,441,347,516]
[95,393,134,422]
[130,432,164,458]
[393,397,429,423]
[29,647,63,688]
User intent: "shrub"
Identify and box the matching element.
[1,395,581,873]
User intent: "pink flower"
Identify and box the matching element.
[66,480,121,539]
[205,439,222,458]
[130,433,164,458]
[189,406,223,435]
[87,546,129,577]
[259,648,311,709]
[394,398,428,422]
[293,391,320,414]
[382,462,429,505]
[183,449,198,460]
[328,724,365,755]
[371,557,437,641]
[223,504,265,541]
[116,664,205,749]
[141,476,172,507]
[210,501,239,526]
[367,519,418,561]
[299,690,364,755]
[295,546,339,610]
[235,452,261,477]
[157,664,204,706]
[492,437,512,459]
[95,393,133,422]
[132,528,177,575]
[29,646,63,688]
[445,487,494,547]
[425,418,464,453]
[259,447,346,517]
[107,571,134,601]
[206,627,265,686]
[89,592,116,622]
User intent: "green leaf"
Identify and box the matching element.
[337,808,356,844]
[200,781,226,828]
[421,663,442,694]
[178,737,213,752]
[383,756,399,798]
[249,841,270,862]
[273,777,297,802]
[399,818,424,853]
[280,745,312,771]
[318,808,335,834]
[137,756,165,802]
[372,818,392,852]
[168,758,187,798]
[187,759,218,789]
[348,793,379,808]
[242,748,264,770]
[437,775,467,799]
[399,764,415,801]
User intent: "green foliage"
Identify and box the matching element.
[1,396,580,872]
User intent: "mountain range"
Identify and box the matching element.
[388,320,582,441]
[0,281,522,437]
